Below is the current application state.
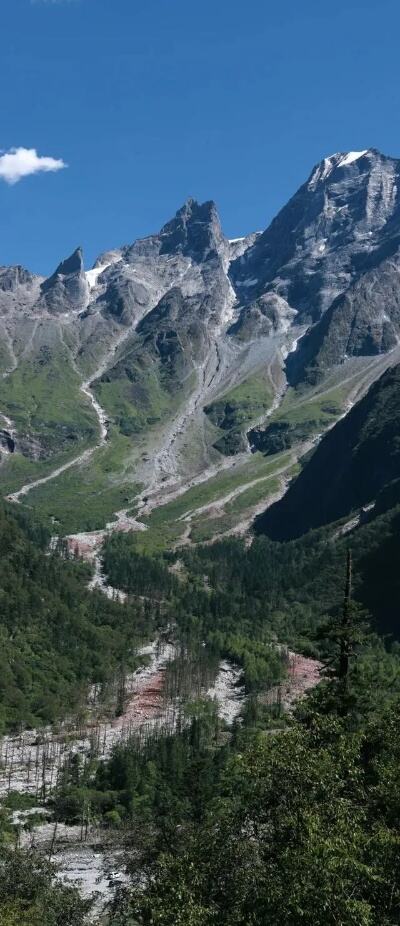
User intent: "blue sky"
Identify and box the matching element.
[2,0,400,275]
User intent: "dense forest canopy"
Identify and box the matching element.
[0,505,156,732]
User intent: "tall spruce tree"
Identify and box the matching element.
[324,549,371,714]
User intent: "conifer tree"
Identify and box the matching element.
[323,548,371,714]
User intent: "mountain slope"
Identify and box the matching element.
[255,362,400,540]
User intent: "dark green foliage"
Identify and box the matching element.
[249,417,319,454]
[0,504,155,732]
[101,512,400,729]
[102,529,400,924]
[354,507,400,635]
[54,706,228,839]
[115,707,400,926]
[0,845,91,925]
[102,535,177,599]
[207,631,284,692]
[212,426,246,455]
[180,506,400,641]
[204,374,273,456]
[4,462,400,924]
[204,400,249,454]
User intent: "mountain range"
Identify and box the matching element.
[1,147,400,544]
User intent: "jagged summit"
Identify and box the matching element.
[55,247,84,276]
[42,246,85,288]
[158,197,225,259]
[39,246,88,314]
[230,146,400,328]
[0,265,39,292]
[0,264,41,314]
[307,147,399,187]
[52,247,85,277]
[307,149,370,186]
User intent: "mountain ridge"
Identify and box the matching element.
[1,148,400,543]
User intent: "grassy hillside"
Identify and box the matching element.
[205,372,274,454]
[256,363,400,539]
[0,340,98,460]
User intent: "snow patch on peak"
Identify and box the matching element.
[309,150,369,187]
[228,231,262,263]
[86,264,111,291]
[86,254,122,291]
[338,150,368,167]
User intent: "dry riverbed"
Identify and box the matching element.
[0,636,251,915]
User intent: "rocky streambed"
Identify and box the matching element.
[0,636,249,915]
[0,640,179,800]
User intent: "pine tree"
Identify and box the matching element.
[338,548,353,694]
[324,548,371,714]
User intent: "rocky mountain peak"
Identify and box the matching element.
[0,265,42,314]
[52,247,85,278]
[0,265,39,293]
[2,147,400,532]
[230,146,400,324]
[159,198,225,260]
[305,147,399,236]
[307,149,371,187]
[38,246,88,314]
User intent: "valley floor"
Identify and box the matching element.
[0,627,321,913]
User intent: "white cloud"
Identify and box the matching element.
[0,147,67,185]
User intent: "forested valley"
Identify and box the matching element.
[0,490,400,924]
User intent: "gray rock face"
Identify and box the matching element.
[229,148,400,380]
[288,251,400,382]
[95,198,235,337]
[0,266,37,293]
[0,430,15,453]
[94,199,233,334]
[96,274,151,326]
[1,150,400,371]
[37,247,89,315]
[228,232,261,262]
[229,293,296,342]
[0,265,42,313]
[94,200,237,426]
[230,149,400,319]
[158,198,226,260]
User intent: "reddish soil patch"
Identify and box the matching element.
[264,652,323,713]
[66,533,104,560]
[113,671,166,729]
